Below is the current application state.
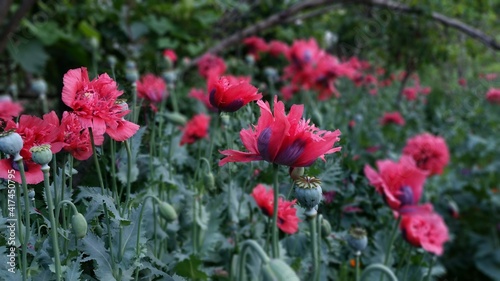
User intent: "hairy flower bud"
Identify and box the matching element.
[30,144,53,166]
[321,218,332,238]
[204,172,215,191]
[0,131,23,156]
[72,213,88,239]
[158,201,177,222]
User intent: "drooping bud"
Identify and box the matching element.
[289,167,304,181]
[0,131,23,156]
[30,144,53,166]
[294,176,322,216]
[321,218,332,238]
[163,112,187,126]
[204,172,215,191]
[262,259,300,281]
[158,201,178,222]
[71,213,88,239]
[347,227,368,254]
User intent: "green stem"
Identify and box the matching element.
[131,82,139,124]
[207,112,221,161]
[424,255,436,281]
[123,140,133,215]
[134,196,160,280]
[55,200,79,219]
[380,217,401,281]
[356,253,361,281]
[14,155,29,281]
[238,240,271,281]
[42,165,61,281]
[192,189,198,254]
[309,215,319,281]
[14,182,25,281]
[361,264,398,281]
[89,128,105,196]
[271,164,279,258]
[109,140,119,203]
[169,84,179,113]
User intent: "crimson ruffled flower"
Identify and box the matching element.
[399,204,449,256]
[251,184,299,234]
[219,96,341,167]
[380,112,405,126]
[243,36,268,59]
[137,74,168,111]
[62,67,139,141]
[0,96,23,121]
[402,133,450,176]
[59,111,104,161]
[0,112,64,184]
[402,87,418,101]
[486,88,500,104]
[207,75,262,112]
[197,53,226,79]
[364,156,428,210]
[180,114,210,146]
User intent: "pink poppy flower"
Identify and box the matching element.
[136,74,168,111]
[197,53,226,79]
[402,87,418,101]
[163,49,177,63]
[207,75,262,112]
[402,133,450,176]
[0,96,23,121]
[219,96,341,167]
[179,114,210,146]
[243,36,268,59]
[59,111,104,161]
[364,156,428,210]
[189,88,217,111]
[62,67,139,141]
[268,40,289,57]
[399,204,449,256]
[486,88,500,104]
[380,112,405,126]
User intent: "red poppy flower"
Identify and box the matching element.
[380,112,405,126]
[136,74,168,111]
[180,114,210,146]
[163,49,177,63]
[197,53,226,79]
[59,111,104,161]
[219,96,341,167]
[243,36,268,59]
[364,156,428,210]
[251,184,299,234]
[402,87,418,101]
[189,88,217,111]
[399,204,449,256]
[279,85,298,101]
[0,96,23,121]
[0,112,64,184]
[402,133,450,176]
[486,88,500,104]
[62,67,139,141]
[458,78,467,87]
[268,40,289,57]
[207,75,262,112]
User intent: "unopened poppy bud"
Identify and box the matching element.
[0,131,23,156]
[321,218,332,238]
[289,167,304,181]
[107,55,117,68]
[31,78,48,95]
[30,144,53,166]
[164,112,187,125]
[447,199,459,219]
[162,70,177,84]
[294,176,322,214]
[264,67,278,82]
[158,201,177,222]
[125,69,139,82]
[245,54,255,66]
[263,259,300,281]
[71,213,88,239]
[204,172,215,191]
[28,189,35,201]
[347,227,368,254]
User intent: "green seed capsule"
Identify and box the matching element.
[71,213,88,239]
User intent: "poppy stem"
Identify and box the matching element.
[361,264,398,281]
[271,163,279,258]
[123,140,133,215]
[380,216,401,281]
[356,252,361,281]
[309,215,319,281]
[14,155,29,281]
[423,255,436,281]
[238,240,271,281]
[42,165,62,281]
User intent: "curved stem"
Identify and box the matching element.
[14,155,29,281]
[55,200,79,221]
[361,264,398,281]
[42,165,61,281]
[238,240,271,281]
[271,164,279,258]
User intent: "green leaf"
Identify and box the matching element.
[81,232,115,281]
[64,254,83,280]
[78,21,101,41]
[145,15,174,35]
[173,255,208,280]
[22,20,63,46]
[8,39,48,74]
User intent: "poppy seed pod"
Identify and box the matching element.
[347,227,368,254]
[294,176,322,210]
[0,131,23,156]
[30,144,53,166]
[263,259,300,281]
[158,201,178,222]
[71,213,88,239]
[31,78,48,95]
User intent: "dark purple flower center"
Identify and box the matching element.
[397,185,414,206]
[209,89,217,107]
[221,99,244,112]
[274,140,304,166]
[257,127,272,161]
